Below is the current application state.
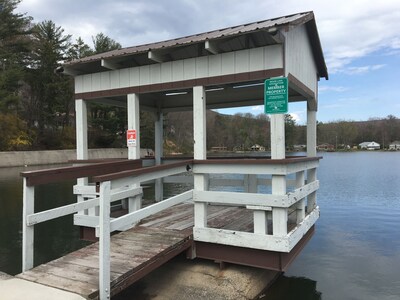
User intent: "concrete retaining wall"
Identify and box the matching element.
[0,148,130,168]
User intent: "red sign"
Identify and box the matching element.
[126,129,137,147]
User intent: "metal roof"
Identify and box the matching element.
[64,11,328,80]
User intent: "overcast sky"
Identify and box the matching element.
[17,0,400,123]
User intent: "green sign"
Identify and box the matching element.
[264,77,288,114]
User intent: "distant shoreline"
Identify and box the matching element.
[0,149,128,168]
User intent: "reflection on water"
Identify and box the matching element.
[0,165,89,275]
[272,152,400,300]
[262,275,321,300]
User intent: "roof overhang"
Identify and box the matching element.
[63,11,328,80]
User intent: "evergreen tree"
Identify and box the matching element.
[68,37,93,60]
[23,20,73,148]
[0,0,32,112]
[92,33,121,53]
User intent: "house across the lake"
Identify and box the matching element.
[389,141,400,151]
[250,144,265,151]
[359,141,380,150]
[317,143,334,151]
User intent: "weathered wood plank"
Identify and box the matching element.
[18,269,98,297]
[18,202,289,299]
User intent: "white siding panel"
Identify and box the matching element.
[183,58,196,80]
[235,49,249,73]
[110,71,120,89]
[119,69,130,88]
[172,60,184,81]
[83,74,92,92]
[221,52,235,75]
[92,73,101,91]
[249,48,264,71]
[161,62,172,82]
[76,45,285,94]
[209,55,222,77]
[101,72,111,90]
[195,56,208,78]
[284,25,317,93]
[139,65,150,85]
[150,64,161,84]
[75,76,83,93]
[265,44,283,70]
[129,68,140,86]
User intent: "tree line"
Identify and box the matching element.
[1,0,399,153]
[163,112,400,153]
[0,0,123,151]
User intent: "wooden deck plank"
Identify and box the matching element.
[18,269,98,297]
[17,203,278,299]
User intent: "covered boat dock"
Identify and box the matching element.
[17,11,328,299]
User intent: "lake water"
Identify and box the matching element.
[0,152,399,299]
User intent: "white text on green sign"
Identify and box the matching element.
[264,77,288,114]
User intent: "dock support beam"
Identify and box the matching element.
[307,109,317,212]
[270,114,287,236]
[75,99,88,160]
[155,111,164,202]
[22,178,34,271]
[99,181,111,300]
[193,86,208,228]
[127,94,142,213]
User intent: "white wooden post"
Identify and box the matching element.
[127,93,141,212]
[75,99,90,216]
[75,99,88,160]
[193,86,208,228]
[295,171,306,224]
[245,175,257,193]
[22,178,34,271]
[270,114,287,236]
[307,109,317,213]
[99,181,111,300]
[246,174,269,234]
[155,111,163,202]
[127,94,141,160]
[307,110,317,158]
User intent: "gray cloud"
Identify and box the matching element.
[17,0,400,73]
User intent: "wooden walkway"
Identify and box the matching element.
[16,203,254,299]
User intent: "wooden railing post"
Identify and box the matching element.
[307,168,317,213]
[22,178,34,271]
[193,86,208,229]
[271,114,288,236]
[99,181,111,300]
[296,171,306,223]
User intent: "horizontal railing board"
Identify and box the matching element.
[27,197,100,226]
[21,159,142,186]
[93,160,193,182]
[109,190,194,232]
[193,207,320,253]
[194,180,318,208]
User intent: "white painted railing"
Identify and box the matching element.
[21,160,193,300]
[21,157,320,300]
[191,157,321,253]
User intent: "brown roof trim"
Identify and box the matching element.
[65,12,312,67]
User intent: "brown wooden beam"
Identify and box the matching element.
[21,159,142,186]
[194,226,315,272]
